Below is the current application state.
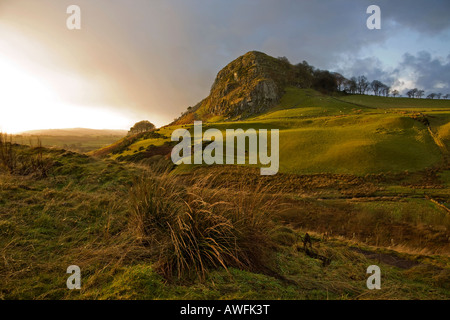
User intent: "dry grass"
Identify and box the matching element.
[0,134,53,177]
[1,146,449,299]
[129,174,184,244]
[0,133,18,173]
[25,139,53,178]
[128,171,280,280]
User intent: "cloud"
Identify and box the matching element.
[380,0,450,35]
[335,56,397,84]
[335,51,450,95]
[398,51,450,94]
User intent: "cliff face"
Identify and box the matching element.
[175,51,297,123]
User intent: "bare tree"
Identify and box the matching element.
[443,94,450,99]
[333,73,346,91]
[345,77,358,94]
[392,89,399,97]
[416,90,424,98]
[406,88,417,98]
[357,76,370,94]
[381,84,390,97]
[427,93,437,99]
[436,93,442,99]
[370,80,383,96]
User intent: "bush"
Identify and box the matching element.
[128,120,155,135]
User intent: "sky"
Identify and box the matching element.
[0,0,449,133]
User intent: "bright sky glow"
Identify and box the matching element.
[0,54,133,133]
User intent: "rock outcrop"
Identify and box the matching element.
[174,51,297,123]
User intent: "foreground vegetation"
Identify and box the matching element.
[1,142,449,299]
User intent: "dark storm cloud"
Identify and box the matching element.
[380,0,450,34]
[336,56,397,84]
[337,51,450,96]
[2,0,449,125]
[398,51,450,94]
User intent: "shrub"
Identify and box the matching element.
[128,120,155,135]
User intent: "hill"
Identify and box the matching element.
[19,128,127,137]
[172,51,301,124]
[96,87,450,175]
[93,51,449,176]
[13,128,128,153]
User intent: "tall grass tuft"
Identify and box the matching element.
[189,173,280,272]
[0,133,18,174]
[163,194,241,279]
[27,139,53,178]
[129,174,184,245]
[0,135,52,177]
[128,173,277,280]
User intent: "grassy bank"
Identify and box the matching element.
[0,144,449,299]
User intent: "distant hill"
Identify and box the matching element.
[18,128,128,137]
[13,128,128,153]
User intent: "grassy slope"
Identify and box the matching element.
[1,148,449,299]
[105,88,449,175]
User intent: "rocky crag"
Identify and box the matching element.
[173,51,298,124]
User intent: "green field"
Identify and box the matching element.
[338,94,450,110]
[100,88,450,175]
